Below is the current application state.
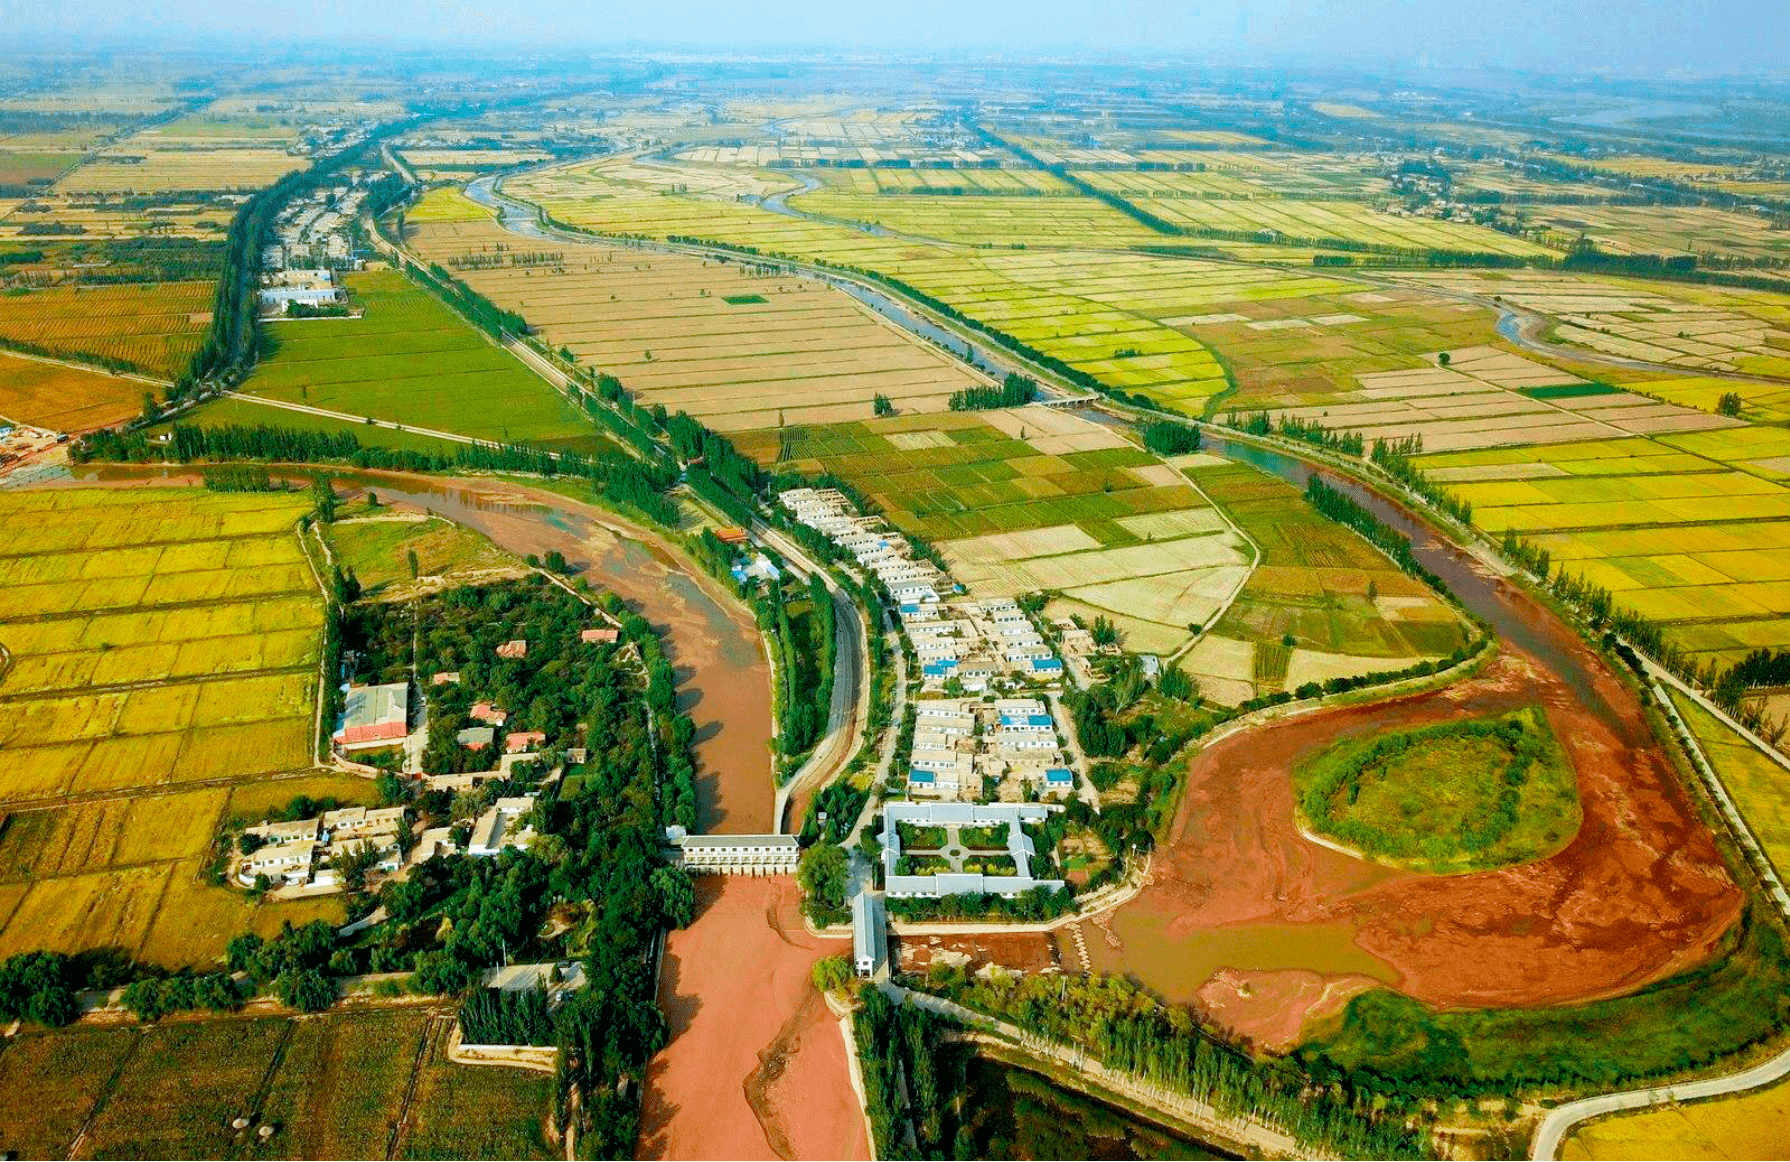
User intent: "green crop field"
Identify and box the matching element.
[241,269,617,453]
[1670,688,1790,882]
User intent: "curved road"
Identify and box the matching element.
[1531,1042,1790,1160]
[440,157,1790,1151]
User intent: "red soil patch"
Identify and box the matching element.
[1196,969,1379,1053]
[640,876,868,1161]
[894,929,1062,977]
[1101,648,1742,1041]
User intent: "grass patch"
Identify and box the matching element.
[722,293,768,304]
[1293,708,1579,874]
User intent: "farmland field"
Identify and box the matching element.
[403,218,988,430]
[1669,688,1790,882]
[0,281,212,377]
[735,406,1464,678]
[56,146,303,193]
[0,1011,552,1160]
[1185,458,1469,702]
[1414,429,1790,670]
[1563,1074,1790,1160]
[239,268,616,452]
[0,351,146,430]
[0,485,344,965]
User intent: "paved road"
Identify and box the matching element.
[1531,1042,1790,1159]
[223,391,491,448]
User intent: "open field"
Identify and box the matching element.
[1415,429,1790,670]
[404,218,987,431]
[324,511,528,597]
[1526,203,1790,262]
[0,485,342,966]
[1389,269,1790,378]
[241,268,615,452]
[56,146,304,193]
[0,1011,555,1161]
[1249,344,1742,453]
[0,352,145,430]
[1184,459,1468,701]
[791,190,1170,248]
[1669,688,1790,883]
[0,281,211,377]
[0,192,233,242]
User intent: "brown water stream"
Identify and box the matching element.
[59,466,777,834]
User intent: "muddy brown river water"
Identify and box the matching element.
[57,466,777,834]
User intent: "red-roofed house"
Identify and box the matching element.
[505,731,546,754]
[470,702,509,726]
[581,627,620,644]
[496,639,528,660]
[431,671,461,686]
[333,682,409,747]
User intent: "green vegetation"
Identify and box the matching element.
[1519,382,1621,400]
[1297,904,1790,1098]
[1293,708,1579,872]
[722,293,767,304]
[948,372,1038,411]
[242,270,615,453]
[918,971,1427,1158]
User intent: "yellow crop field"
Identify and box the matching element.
[1563,1075,1790,1159]
[0,352,147,432]
[56,146,303,193]
[0,281,212,378]
[0,486,328,966]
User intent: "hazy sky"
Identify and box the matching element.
[12,0,1790,74]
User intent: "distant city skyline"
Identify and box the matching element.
[9,0,1790,76]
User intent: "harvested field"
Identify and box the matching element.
[0,281,211,377]
[641,876,867,1161]
[56,146,303,193]
[403,218,985,431]
[241,269,614,452]
[0,352,146,431]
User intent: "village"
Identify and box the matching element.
[778,484,1085,807]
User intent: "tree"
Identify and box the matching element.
[330,840,382,895]
[407,548,420,579]
[275,968,336,1013]
[651,866,696,929]
[798,844,849,915]
[811,955,854,991]
[873,393,894,417]
[1437,351,1451,366]
[1718,391,1743,417]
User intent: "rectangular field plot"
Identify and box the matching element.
[0,353,147,432]
[0,486,326,963]
[405,219,986,431]
[0,281,212,378]
[239,268,616,453]
[1418,428,1790,670]
[0,1011,551,1162]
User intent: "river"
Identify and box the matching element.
[53,464,778,835]
[1074,418,1743,1038]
